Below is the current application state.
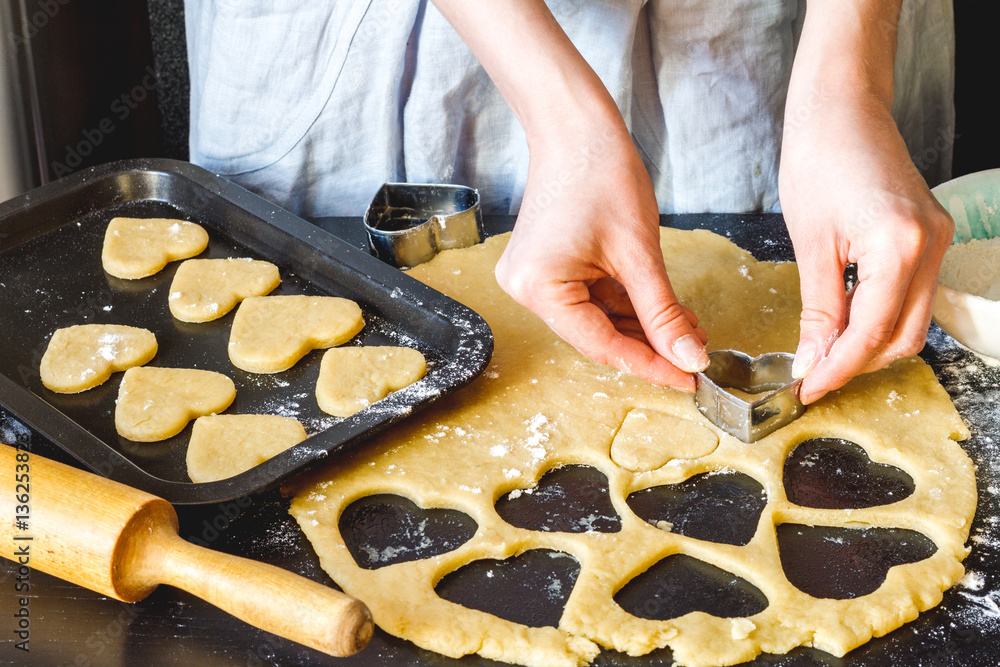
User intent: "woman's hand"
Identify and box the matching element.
[431,0,708,389]
[780,0,954,404]
[497,117,709,390]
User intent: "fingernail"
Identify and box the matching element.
[672,334,710,373]
[792,340,816,379]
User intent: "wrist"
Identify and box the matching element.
[789,0,901,111]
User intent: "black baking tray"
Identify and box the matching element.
[0,159,493,504]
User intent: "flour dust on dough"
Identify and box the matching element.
[187,414,306,482]
[168,258,281,322]
[102,217,208,280]
[39,324,157,394]
[289,230,976,667]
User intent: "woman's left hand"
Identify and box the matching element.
[780,90,953,405]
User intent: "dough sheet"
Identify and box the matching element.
[275,231,975,665]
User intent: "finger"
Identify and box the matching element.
[853,213,953,372]
[591,279,707,345]
[533,280,697,390]
[609,314,706,347]
[799,260,914,403]
[791,239,849,382]
[616,250,709,373]
[848,255,943,374]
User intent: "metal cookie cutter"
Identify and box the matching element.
[364,182,484,269]
[695,350,805,443]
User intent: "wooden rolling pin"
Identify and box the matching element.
[0,443,372,657]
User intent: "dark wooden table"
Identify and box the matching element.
[3,214,999,667]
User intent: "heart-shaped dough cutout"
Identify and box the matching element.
[610,409,719,472]
[228,295,365,374]
[316,346,426,417]
[102,217,209,279]
[169,258,281,323]
[40,324,157,394]
[115,367,236,442]
[186,414,306,482]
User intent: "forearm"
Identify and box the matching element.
[429,0,624,144]
[788,0,903,114]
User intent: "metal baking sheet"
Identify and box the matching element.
[0,159,493,504]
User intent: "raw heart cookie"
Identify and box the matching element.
[39,324,157,393]
[168,258,281,322]
[102,217,209,279]
[316,346,427,417]
[228,295,365,374]
[186,414,307,482]
[609,409,719,472]
[115,367,236,442]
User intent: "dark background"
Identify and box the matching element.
[3,0,998,191]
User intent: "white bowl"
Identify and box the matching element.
[931,168,1000,360]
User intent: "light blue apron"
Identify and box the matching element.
[185,0,954,217]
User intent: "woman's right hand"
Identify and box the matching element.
[496,114,709,390]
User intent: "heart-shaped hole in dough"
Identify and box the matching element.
[436,549,580,628]
[615,554,768,621]
[114,366,236,442]
[777,524,937,599]
[496,464,621,534]
[626,471,767,546]
[783,438,915,509]
[340,494,478,570]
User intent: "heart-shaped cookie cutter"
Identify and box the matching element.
[364,183,484,269]
[695,350,805,443]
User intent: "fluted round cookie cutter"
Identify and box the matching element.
[364,183,484,269]
[695,350,805,443]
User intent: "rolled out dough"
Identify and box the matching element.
[289,230,976,667]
